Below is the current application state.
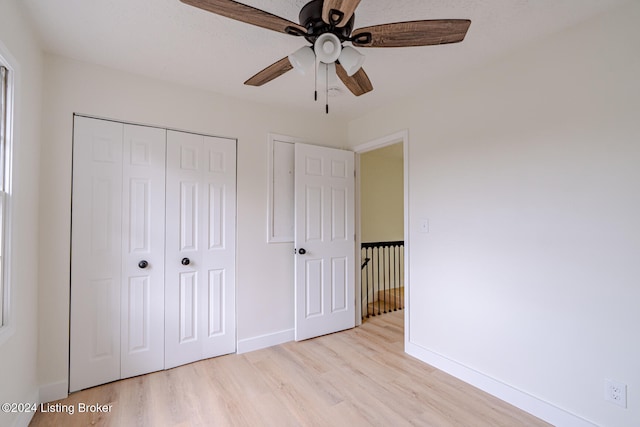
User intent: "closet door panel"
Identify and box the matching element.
[201,137,236,358]
[165,131,204,368]
[70,117,124,392]
[120,124,167,378]
[165,131,236,368]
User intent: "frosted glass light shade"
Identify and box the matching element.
[338,46,365,76]
[288,46,315,75]
[314,33,342,64]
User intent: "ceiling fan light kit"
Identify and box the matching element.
[289,46,316,75]
[338,46,365,77]
[180,0,471,111]
[314,32,342,64]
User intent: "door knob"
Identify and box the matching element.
[138,260,148,269]
[297,248,306,255]
[181,257,190,265]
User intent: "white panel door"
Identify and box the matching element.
[165,130,236,369]
[294,143,355,341]
[70,117,124,392]
[120,124,166,378]
[201,137,236,359]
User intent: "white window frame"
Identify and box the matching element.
[0,43,15,342]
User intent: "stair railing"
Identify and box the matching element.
[361,241,404,319]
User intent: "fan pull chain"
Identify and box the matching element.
[325,63,329,114]
[314,61,318,101]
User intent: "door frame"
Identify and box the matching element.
[352,130,409,337]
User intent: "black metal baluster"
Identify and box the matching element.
[383,246,387,314]
[365,247,370,318]
[389,245,393,311]
[398,244,402,310]
[383,245,388,313]
[376,246,381,315]
[380,246,384,314]
[361,247,365,319]
[400,244,404,309]
[362,248,369,317]
[367,248,373,317]
[372,247,376,317]
[397,244,400,310]
[390,245,394,310]
[364,248,371,317]
[392,244,397,311]
[398,243,402,311]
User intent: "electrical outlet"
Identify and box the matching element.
[605,379,627,408]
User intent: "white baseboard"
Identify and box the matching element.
[10,388,38,427]
[237,328,294,354]
[39,380,68,404]
[405,341,597,427]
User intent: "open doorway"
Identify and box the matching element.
[355,131,408,326]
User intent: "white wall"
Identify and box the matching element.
[348,2,639,426]
[0,1,43,426]
[37,55,348,398]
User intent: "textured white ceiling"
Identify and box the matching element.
[21,0,628,119]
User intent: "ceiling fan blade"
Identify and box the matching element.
[322,0,361,27]
[180,0,306,36]
[336,63,373,96]
[352,19,471,48]
[244,57,293,86]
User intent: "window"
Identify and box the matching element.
[0,63,10,328]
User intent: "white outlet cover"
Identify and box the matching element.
[605,378,627,408]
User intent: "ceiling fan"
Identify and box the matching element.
[180,0,471,108]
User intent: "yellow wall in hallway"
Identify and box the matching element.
[360,143,403,243]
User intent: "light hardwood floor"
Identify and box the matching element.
[30,312,550,426]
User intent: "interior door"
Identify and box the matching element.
[70,117,124,392]
[120,124,166,378]
[164,130,236,369]
[294,143,355,341]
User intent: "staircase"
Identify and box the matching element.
[365,287,404,318]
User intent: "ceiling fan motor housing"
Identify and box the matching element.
[299,0,354,44]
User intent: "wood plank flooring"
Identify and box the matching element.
[30,312,550,426]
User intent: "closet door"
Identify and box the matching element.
[71,117,236,390]
[164,130,236,369]
[70,117,124,392]
[71,118,167,391]
[120,124,167,378]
